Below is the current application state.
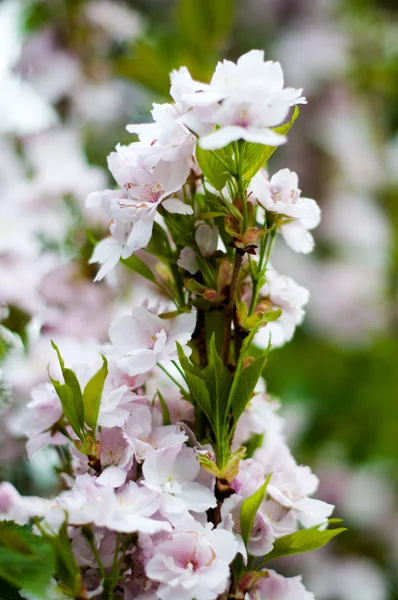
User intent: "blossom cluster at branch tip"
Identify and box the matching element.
[86,50,310,281]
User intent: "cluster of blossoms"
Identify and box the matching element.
[0,51,340,600]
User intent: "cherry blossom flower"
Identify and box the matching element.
[255,267,309,348]
[250,569,315,600]
[250,168,321,254]
[87,145,192,279]
[176,50,306,150]
[0,482,55,524]
[126,103,196,169]
[142,445,216,515]
[22,382,68,458]
[108,306,196,376]
[104,481,172,535]
[146,527,239,600]
[124,406,188,462]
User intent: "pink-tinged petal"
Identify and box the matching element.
[97,466,127,488]
[111,513,171,534]
[109,314,146,351]
[142,446,181,487]
[250,172,274,211]
[178,482,216,512]
[210,528,240,564]
[117,350,156,377]
[162,197,193,215]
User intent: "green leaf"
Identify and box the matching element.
[231,352,269,422]
[0,522,55,599]
[163,211,195,247]
[242,106,300,181]
[50,342,85,440]
[146,222,173,261]
[82,355,108,431]
[36,521,81,597]
[196,145,231,191]
[261,527,347,563]
[177,0,234,57]
[184,370,213,424]
[203,335,233,426]
[240,474,272,546]
[156,389,171,426]
[115,41,171,95]
[121,254,156,283]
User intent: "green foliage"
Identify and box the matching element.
[146,223,173,261]
[178,325,275,466]
[0,522,55,599]
[196,145,231,191]
[121,255,156,283]
[240,474,272,547]
[231,352,269,422]
[259,526,347,565]
[36,521,81,597]
[177,0,234,59]
[50,342,108,440]
[155,389,171,426]
[162,211,195,248]
[82,355,108,431]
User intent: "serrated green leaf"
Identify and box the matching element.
[260,527,347,564]
[184,370,213,424]
[82,355,108,431]
[196,145,231,191]
[50,342,85,440]
[163,212,195,247]
[231,352,268,422]
[243,106,300,181]
[203,335,233,424]
[0,522,55,599]
[121,254,156,283]
[240,474,272,547]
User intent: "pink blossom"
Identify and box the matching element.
[251,569,315,599]
[146,527,239,600]
[108,306,196,376]
[142,446,216,515]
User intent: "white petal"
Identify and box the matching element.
[127,212,156,251]
[177,247,199,274]
[97,466,127,488]
[241,127,286,146]
[163,197,194,215]
[281,221,315,254]
[199,126,248,150]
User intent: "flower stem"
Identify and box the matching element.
[222,249,244,364]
